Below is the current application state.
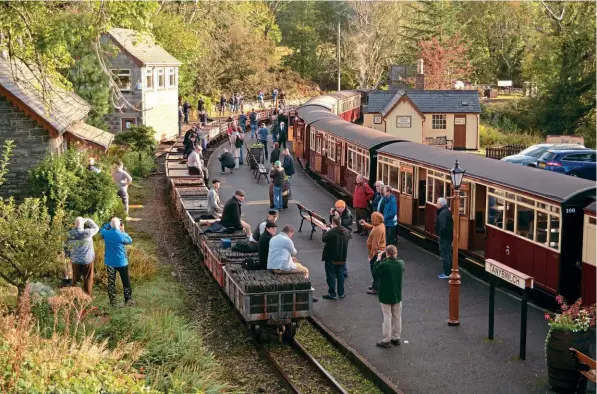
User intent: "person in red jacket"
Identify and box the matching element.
[353,175,374,235]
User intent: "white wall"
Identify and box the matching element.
[363,114,385,132]
[422,113,478,149]
[384,100,424,143]
[143,66,179,141]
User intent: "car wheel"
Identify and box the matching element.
[568,171,579,177]
[527,164,536,168]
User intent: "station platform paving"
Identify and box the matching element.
[208,141,557,394]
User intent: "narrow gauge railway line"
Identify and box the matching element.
[164,120,399,394]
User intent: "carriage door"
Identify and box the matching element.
[315,133,323,173]
[454,115,466,150]
[416,167,427,229]
[336,140,343,185]
[321,134,328,175]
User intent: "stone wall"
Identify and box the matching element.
[0,96,53,199]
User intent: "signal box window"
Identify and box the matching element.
[432,114,447,130]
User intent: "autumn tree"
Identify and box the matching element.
[418,34,474,90]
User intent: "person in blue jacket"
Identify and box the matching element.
[258,123,269,160]
[100,217,134,306]
[381,185,398,246]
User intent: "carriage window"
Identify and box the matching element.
[434,178,445,200]
[535,211,548,244]
[310,130,315,150]
[516,195,536,207]
[488,196,504,227]
[329,137,336,161]
[549,215,560,250]
[516,205,535,240]
[315,136,321,153]
[348,150,354,169]
[504,201,515,232]
[389,165,399,190]
[365,156,370,177]
[401,171,413,195]
[427,179,434,204]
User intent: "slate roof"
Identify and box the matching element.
[367,89,481,116]
[587,201,596,214]
[365,90,401,113]
[107,28,181,66]
[406,90,481,114]
[67,122,114,150]
[303,95,339,111]
[311,118,400,149]
[0,57,90,133]
[378,142,595,203]
[296,105,338,125]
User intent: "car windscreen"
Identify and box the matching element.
[519,146,548,158]
[540,152,559,161]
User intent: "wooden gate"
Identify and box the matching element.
[454,115,466,150]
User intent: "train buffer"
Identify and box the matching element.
[297,203,328,240]
[569,347,596,387]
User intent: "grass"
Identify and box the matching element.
[296,323,383,394]
[479,122,543,148]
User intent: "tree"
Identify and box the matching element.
[419,34,473,89]
[114,125,157,159]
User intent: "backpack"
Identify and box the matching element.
[233,241,259,253]
[243,257,261,270]
[235,135,244,148]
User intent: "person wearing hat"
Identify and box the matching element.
[270,160,286,210]
[258,221,278,269]
[221,190,252,236]
[250,209,279,243]
[219,149,236,173]
[329,199,353,277]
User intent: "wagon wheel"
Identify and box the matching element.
[251,324,262,343]
[283,322,298,342]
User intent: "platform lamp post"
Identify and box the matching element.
[448,159,466,326]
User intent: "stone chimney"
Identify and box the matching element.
[415,59,425,90]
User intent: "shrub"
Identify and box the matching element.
[479,123,542,147]
[545,295,596,333]
[92,238,158,289]
[0,289,153,393]
[122,150,156,178]
[29,148,124,224]
[114,125,157,156]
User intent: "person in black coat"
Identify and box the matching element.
[220,190,251,235]
[197,98,205,112]
[219,149,236,173]
[434,197,454,279]
[270,142,281,165]
[322,216,350,300]
[258,221,277,269]
[282,148,295,197]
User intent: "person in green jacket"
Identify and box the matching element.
[373,245,404,348]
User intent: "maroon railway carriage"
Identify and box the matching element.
[377,142,596,301]
[305,117,399,193]
[293,106,338,167]
[581,202,596,305]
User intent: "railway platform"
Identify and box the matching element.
[207,141,564,394]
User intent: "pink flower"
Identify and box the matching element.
[544,313,551,321]
[556,295,564,305]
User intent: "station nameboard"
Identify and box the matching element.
[485,259,533,289]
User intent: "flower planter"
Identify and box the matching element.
[249,147,263,166]
[546,329,593,392]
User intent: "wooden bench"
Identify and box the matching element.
[570,347,596,392]
[424,136,454,149]
[256,164,269,183]
[297,203,328,240]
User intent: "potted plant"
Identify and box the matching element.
[545,296,596,392]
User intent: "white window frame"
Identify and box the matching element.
[310,129,315,151]
[485,187,562,251]
[145,68,154,90]
[157,68,165,88]
[167,67,175,87]
[347,145,369,177]
[110,69,132,91]
[432,114,447,130]
[373,115,382,124]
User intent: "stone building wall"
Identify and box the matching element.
[0,96,54,199]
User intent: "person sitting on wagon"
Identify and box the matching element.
[188,145,208,181]
[258,221,278,270]
[250,209,279,243]
[207,179,224,219]
[267,225,308,277]
[219,149,236,174]
[221,189,252,236]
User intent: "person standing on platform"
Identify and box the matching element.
[258,221,278,269]
[182,100,191,124]
[270,142,281,165]
[231,128,242,168]
[64,217,99,296]
[281,148,294,197]
[112,160,133,219]
[278,121,287,149]
[329,199,353,277]
[197,97,205,113]
[258,90,265,109]
[258,123,269,160]
[360,212,386,295]
[435,197,453,279]
[373,181,385,212]
[270,161,286,210]
[207,179,224,219]
[249,109,258,139]
[219,95,226,116]
[272,88,278,107]
[229,95,235,113]
[236,126,245,165]
[373,245,404,348]
[219,149,236,174]
[381,186,398,246]
[321,216,349,300]
[239,111,247,134]
[271,119,279,145]
[178,105,184,135]
[353,175,374,235]
[100,217,134,307]
[221,190,252,236]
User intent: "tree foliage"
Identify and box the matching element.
[419,34,473,90]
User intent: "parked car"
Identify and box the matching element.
[537,149,596,180]
[502,143,586,167]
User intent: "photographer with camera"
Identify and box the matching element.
[359,211,386,295]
